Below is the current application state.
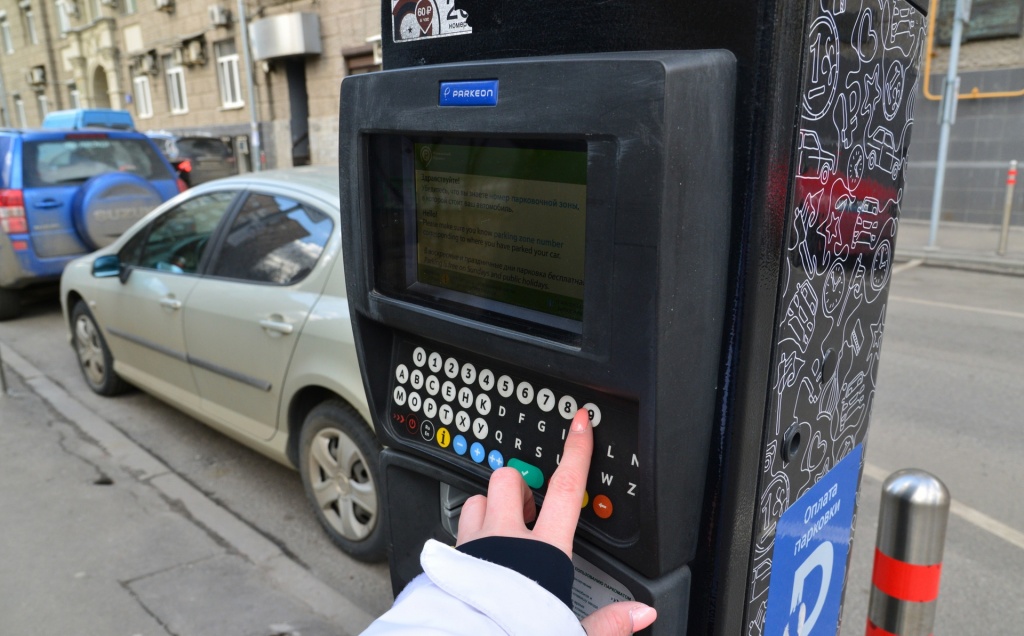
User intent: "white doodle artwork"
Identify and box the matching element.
[745,0,926,633]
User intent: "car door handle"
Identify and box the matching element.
[159,297,182,310]
[259,319,294,335]
[35,198,61,209]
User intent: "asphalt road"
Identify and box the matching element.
[1,262,1022,633]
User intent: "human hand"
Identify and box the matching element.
[456,409,657,635]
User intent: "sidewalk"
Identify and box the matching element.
[0,345,376,636]
[895,218,1024,275]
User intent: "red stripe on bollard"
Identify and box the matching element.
[872,548,943,603]
[866,619,899,636]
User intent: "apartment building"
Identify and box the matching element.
[0,0,381,169]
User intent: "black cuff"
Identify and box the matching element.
[457,536,575,609]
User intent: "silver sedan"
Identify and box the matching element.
[59,166,384,562]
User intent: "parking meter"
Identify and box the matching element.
[340,1,927,634]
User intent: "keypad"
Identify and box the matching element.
[387,339,641,541]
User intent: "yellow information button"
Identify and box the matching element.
[436,427,451,449]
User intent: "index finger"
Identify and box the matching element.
[532,408,593,555]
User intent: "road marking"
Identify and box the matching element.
[892,258,924,275]
[888,295,1024,321]
[863,462,1024,552]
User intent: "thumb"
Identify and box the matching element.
[581,602,657,636]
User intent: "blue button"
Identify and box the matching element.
[470,442,485,463]
[439,80,499,107]
[487,449,504,471]
[453,435,468,456]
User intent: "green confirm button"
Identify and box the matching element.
[508,458,545,489]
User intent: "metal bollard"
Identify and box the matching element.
[866,470,950,636]
[998,160,1017,256]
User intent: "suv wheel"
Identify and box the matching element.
[298,400,385,562]
[71,301,128,395]
[0,288,22,321]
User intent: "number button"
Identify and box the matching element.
[517,381,534,405]
[497,375,515,398]
[582,403,602,427]
[412,347,427,367]
[458,386,474,409]
[444,357,459,379]
[410,369,424,390]
[425,375,440,396]
[442,381,457,402]
[439,403,454,425]
[461,363,476,385]
[428,351,443,373]
[395,364,409,385]
[478,369,495,392]
[392,385,407,406]
[423,398,437,419]
[536,388,555,412]
[408,392,422,412]
[475,393,492,416]
[558,395,578,420]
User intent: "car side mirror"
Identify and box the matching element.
[92,254,131,283]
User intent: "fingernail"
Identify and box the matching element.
[629,606,655,630]
[571,408,589,432]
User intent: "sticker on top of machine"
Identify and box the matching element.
[392,0,471,42]
[764,444,862,636]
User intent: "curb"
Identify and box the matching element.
[896,249,1024,276]
[0,343,376,635]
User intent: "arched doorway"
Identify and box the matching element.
[92,66,111,108]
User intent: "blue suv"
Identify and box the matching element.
[0,128,183,319]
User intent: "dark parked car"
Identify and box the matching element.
[0,128,184,320]
[146,132,238,187]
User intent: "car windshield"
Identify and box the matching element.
[176,138,233,158]
[23,137,171,187]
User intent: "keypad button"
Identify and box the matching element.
[408,392,422,412]
[410,369,424,390]
[439,403,454,426]
[437,427,451,449]
[453,434,468,455]
[582,403,602,427]
[536,388,556,412]
[455,411,471,433]
[392,385,407,406]
[517,381,534,405]
[470,442,486,463]
[412,347,427,367]
[497,375,515,398]
[475,393,492,416]
[425,375,440,396]
[593,494,613,519]
[406,416,418,435]
[508,458,545,489]
[395,364,409,385]
[442,381,457,403]
[458,386,474,409]
[423,398,437,419]
[582,490,590,509]
[461,363,476,385]
[558,395,578,420]
[487,450,504,471]
[420,420,435,442]
[472,418,488,440]
[444,357,459,379]
[428,351,443,373]
[478,369,495,392]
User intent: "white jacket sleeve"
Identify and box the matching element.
[360,539,586,636]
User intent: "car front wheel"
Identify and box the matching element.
[298,400,385,562]
[71,301,128,396]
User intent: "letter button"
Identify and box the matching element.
[475,393,492,416]
[395,364,409,384]
[425,375,440,396]
[442,380,457,402]
[393,385,407,406]
[423,398,437,419]
[473,418,489,440]
[410,369,424,390]
[458,386,474,409]
[408,392,422,412]
[439,403,454,425]
[508,458,545,489]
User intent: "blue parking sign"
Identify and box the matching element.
[765,444,862,635]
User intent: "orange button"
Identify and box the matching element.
[592,494,613,519]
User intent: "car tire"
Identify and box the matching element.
[299,400,385,562]
[0,288,22,321]
[71,301,129,396]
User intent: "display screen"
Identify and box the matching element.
[409,139,587,327]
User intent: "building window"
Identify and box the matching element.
[14,96,27,128]
[55,1,73,35]
[133,75,152,118]
[164,55,188,114]
[68,83,80,108]
[342,44,383,76]
[214,40,244,108]
[121,0,136,14]
[24,8,39,46]
[1,16,13,54]
[36,93,48,119]
[88,0,100,20]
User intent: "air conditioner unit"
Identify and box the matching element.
[185,39,205,66]
[155,0,173,13]
[208,4,230,27]
[172,46,184,66]
[27,66,46,86]
[99,0,117,8]
[141,53,156,76]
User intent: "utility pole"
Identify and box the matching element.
[237,0,263,171]
[928,0,971,248]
